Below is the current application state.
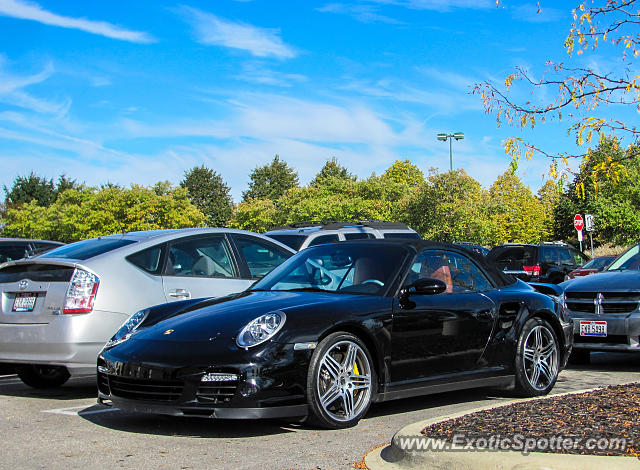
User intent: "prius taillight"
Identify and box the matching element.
[64,269,100,314]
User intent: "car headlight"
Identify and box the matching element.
[104,309,149,348]
[236,311,286,348]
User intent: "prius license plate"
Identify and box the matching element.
[580,320,607,337]
[12,293,37,312]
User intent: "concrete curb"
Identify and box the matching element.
[365,384,640,469]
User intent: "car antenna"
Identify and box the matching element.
[114,217,127,236]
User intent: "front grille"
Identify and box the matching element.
[565,291,640,315]
[574,335,628,345]
[196,382,237,404]
[566,302,595,314]
[107,375,184,402]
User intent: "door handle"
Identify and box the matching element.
[169,289,191,299]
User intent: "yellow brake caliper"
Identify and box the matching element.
[353,361,360,397]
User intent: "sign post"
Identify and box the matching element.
[585,214,595,257]
[574,214,584,251]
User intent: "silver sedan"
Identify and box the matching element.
[0,228,294,388]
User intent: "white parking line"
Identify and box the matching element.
[42,405,120,416]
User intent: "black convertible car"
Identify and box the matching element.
[98,240,572,428]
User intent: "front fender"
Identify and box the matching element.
[528,282,563,297]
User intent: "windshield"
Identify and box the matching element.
[43,237,137,260]
[607,244,640,271]
[582,256,614,271]
[250,243,409,295]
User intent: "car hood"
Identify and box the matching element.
[561,270,640,291]
[131,290,375,343]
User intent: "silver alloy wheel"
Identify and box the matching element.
[316,340,372,422]
[522,324,558,391]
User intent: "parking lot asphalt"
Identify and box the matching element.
[0,353,638,470]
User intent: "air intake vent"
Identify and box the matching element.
[107,376,183,402]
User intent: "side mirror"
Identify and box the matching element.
[402,277,447,296]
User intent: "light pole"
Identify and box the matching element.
[437,132,464,171]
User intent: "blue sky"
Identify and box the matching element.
[0,0,624,201]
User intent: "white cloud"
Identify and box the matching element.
[179,6,297,59]
[317,4,403,24]
[0,0,156,43]
[318,0,493,22]
[118,94,411,147]
[0,60,70,115]
[371,0,493,11]
[238,63,307,87]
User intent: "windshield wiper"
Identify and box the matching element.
[279,287,335,293]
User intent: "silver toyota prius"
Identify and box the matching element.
[0,228,294,388]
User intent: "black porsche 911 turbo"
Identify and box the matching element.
[97,240,573,429]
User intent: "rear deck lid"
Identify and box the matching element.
[0,261,77,324]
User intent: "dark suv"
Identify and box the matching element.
[0,238,64,263]
[486,242,589,284]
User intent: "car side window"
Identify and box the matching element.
[569,248,587,265]
[407,250,492,294]
[343,232,376,240]
[405,250,453,293]
[166,236,236,278]
[308,234,340,247]
[127,245,164,275]
[540,247,555,264]
[446,251,493,293]
[558,248,574,265]
[234,236,290,279]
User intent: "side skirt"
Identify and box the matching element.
[375,374,515,402]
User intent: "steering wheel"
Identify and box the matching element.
[361,279,384,286]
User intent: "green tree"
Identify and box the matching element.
[152,180,174,196]
[537,179,561,240]
[229,199,284,233]
[180,165,233,227]
[4,172,81,210]
[55,174,79,196]
[488,172,549,243]
[381,159,424,187]
[310,157,355,187]
[4,172,57,207]
[1,185,205,242]
[404,169,493,243]
[242,155,299,201]
[555,138,640,246]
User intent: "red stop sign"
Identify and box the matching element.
[574,214,584,231]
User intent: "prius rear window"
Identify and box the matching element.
[43,238,137,260]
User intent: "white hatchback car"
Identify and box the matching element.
[0,228,294,388]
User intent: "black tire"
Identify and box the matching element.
[568,349,591,365]
[306,332,376,429]
[514,318,560,397]
[16,365,70,389]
